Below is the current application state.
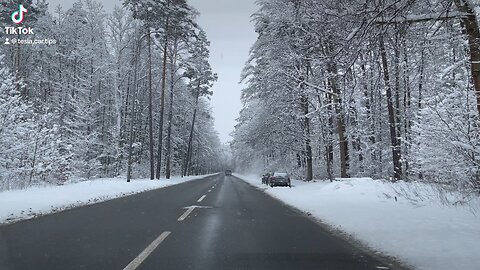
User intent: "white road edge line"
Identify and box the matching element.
[123,231,171,270]
[178,207,196,221]
[197,195,206,203]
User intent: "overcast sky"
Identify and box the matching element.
[45,0,257,143]
[189,0,257,143]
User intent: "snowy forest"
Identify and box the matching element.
[232,0,480,195]
[0,0,226,190]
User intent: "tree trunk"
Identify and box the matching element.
[184,81,201,177]
[29,136,39,185]
[317,80,334,181]
[113,45,122,147]
[402,37,412,176]
[418,46,425,109]
[379,34,403,181]
[121,72,131,145]
[393,35,403,176]
[328,60,349,178]
[360,53,376,161]
[147,28,155,180]
[300,63,313,181]
[302,93,313,181]
[326,91,334,181]
[454,0,480,116]
[155,17,170,180]
[127,38,141,183]
[165,36,178,180]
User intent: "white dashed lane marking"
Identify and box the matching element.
[178,207,196,221]
[197,195,206,203]
[123,231,171,270]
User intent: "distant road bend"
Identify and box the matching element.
[0,174,406,270]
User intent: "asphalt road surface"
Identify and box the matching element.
[0,174,404,270]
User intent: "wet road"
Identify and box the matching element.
[0,174,401,270]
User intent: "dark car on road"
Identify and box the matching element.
[225,170,232,176]
[269,172,291,187]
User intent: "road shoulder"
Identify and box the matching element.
[234,174,413,270]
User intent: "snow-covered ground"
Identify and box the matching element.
[236,174,480,270]
[0,175,212,224]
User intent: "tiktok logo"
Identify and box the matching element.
[11,4,28,24]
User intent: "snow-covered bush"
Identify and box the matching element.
[412,70,480,194]
[0,55,75,190]
[0,55,37,190]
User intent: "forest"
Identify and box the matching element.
[2,0,480,197]
[232,0,480,195]
[0,0,226,190]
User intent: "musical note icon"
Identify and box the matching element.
[11,4,28,24]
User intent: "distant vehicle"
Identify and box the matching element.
[225,170,232,176]
[262,173,271,185]
[269,172,291,187]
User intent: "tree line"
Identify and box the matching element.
[0,0,225,190]
[232,0,480,195]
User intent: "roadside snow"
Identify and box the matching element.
[236,174,480,270]
[0,175,212,224]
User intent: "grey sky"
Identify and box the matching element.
[189,0,257,143]
[45,0,257,143]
